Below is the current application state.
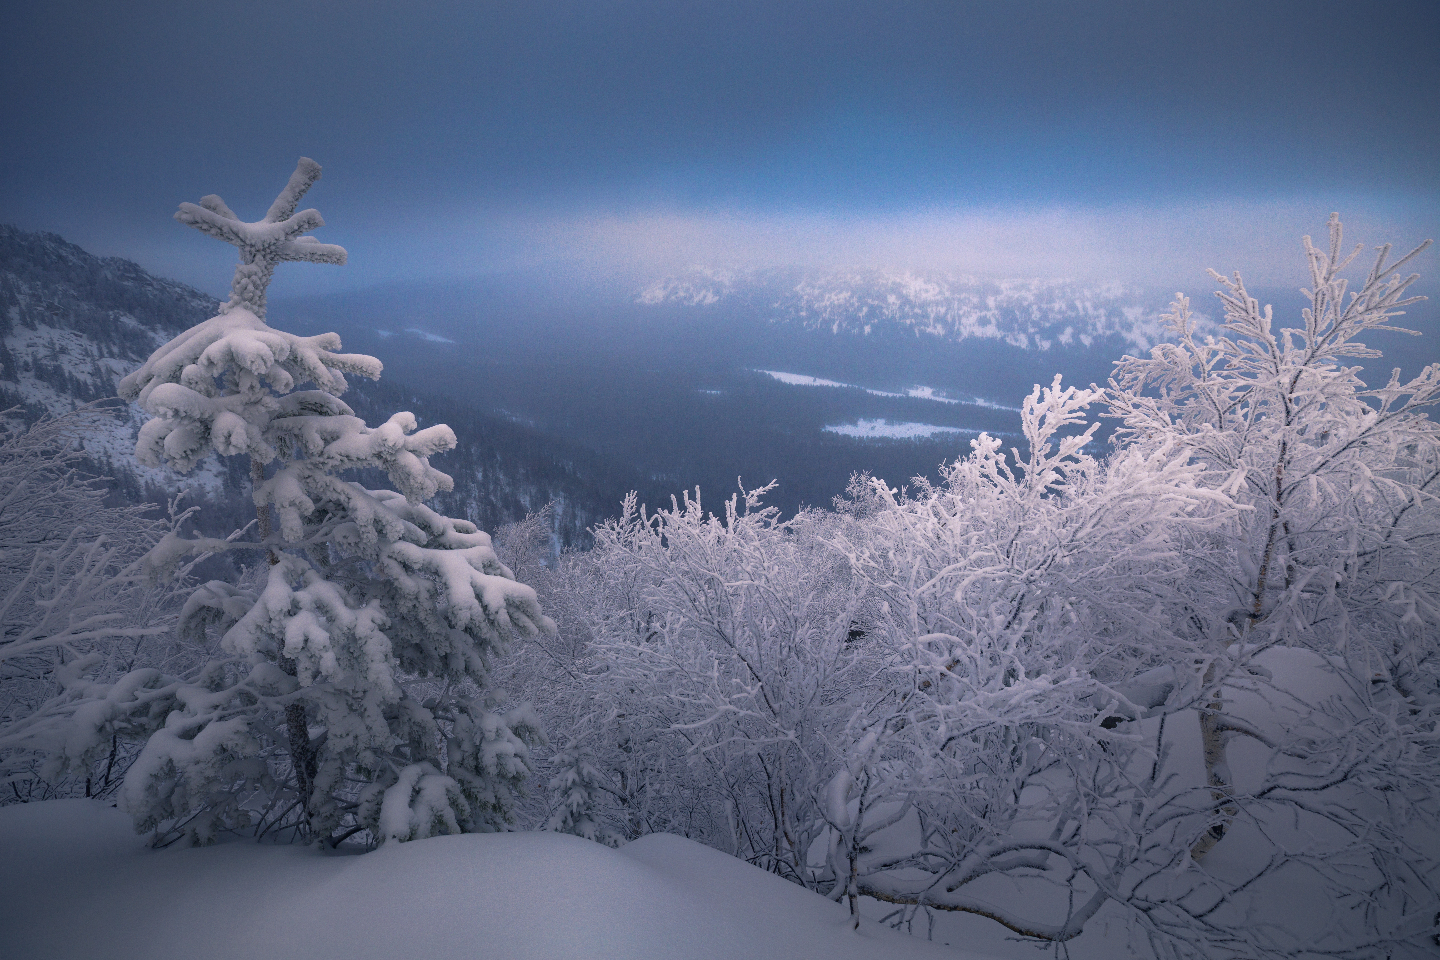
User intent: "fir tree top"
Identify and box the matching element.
[174,157,347,321]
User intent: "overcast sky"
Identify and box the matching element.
[2,0,1436,298]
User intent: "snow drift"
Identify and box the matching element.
[0,800,987,960]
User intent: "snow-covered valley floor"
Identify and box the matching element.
[0,800,990,960]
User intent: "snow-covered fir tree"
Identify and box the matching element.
[84,159,553,846]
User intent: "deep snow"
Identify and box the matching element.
[0,801,991,960]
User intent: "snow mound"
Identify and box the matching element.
[0,801,988,960]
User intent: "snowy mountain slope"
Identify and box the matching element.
[639,267,1181,351]
[0,224,231,498]
[0,225,219,346]
[0,801,990,960]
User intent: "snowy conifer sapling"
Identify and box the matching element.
[112,159,552,846]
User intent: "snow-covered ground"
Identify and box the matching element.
[754,369,1020,412]
[756,369,856,390]
[0,801,992,960]
[751,369,1021,441]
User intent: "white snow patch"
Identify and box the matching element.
[905,386,957,404]
[404,328,456,344]
[756,370,1020,412]
[374,328,456,344]
[958,394,1023,413]
[637,268,734,306]
[756,369,854,389]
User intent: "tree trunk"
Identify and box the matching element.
[1195,454,1286,860]
[252,456,317,820]
[1191,666,1236,860]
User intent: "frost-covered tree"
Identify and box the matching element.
[543,747,618,845]
[0,408,175,798]
[825,379,1248,949]
[535,483,893,880]
[76,159,553,846]
[1108,216,1440,857]
[536,362,1439,957]
[529,413,1223,939]
[1086,218,1440,956]
[823,368,1438,958]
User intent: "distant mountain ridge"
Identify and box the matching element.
[0,225,218,350]
[638,267,1180,352]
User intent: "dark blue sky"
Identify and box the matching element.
[3,0,1436,296]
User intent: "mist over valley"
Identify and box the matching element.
[272,266,1439,518]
